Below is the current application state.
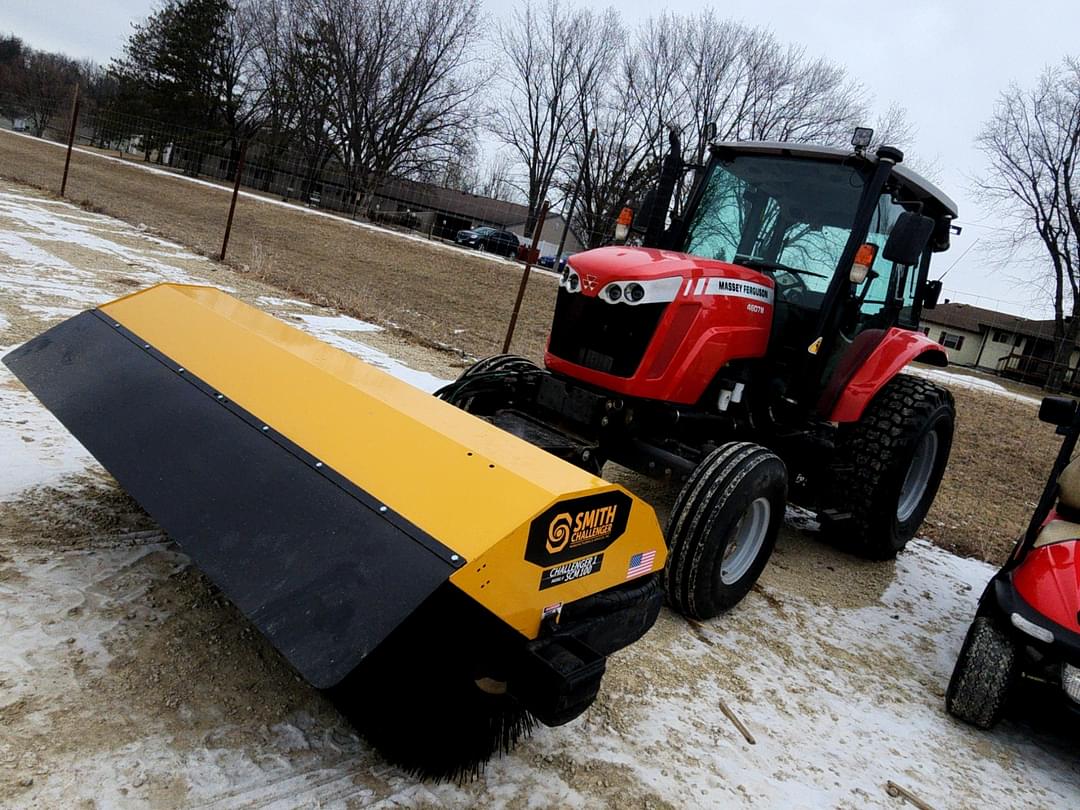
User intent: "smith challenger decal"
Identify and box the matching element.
[525,490,632,566]
[702,277,774,304]
[540,553,604,590]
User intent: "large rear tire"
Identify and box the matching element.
[457,354,538,381]
[945,615,1018,729]
[436,355,541,414]
[828,374,954,559]
[665,442,787,619]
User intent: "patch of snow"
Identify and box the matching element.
[0,191,208,285]
[256,295,313,309]
[291,312,381,334]
[0,360,95,501]
[908,365,1042,406]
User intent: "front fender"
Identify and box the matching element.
[828,328,948,423]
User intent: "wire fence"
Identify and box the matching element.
[3,89,1078,394]
[0,90,590,264]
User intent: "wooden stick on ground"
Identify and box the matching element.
[886,780,936,810]
[718,697,756,745]
[685,618,757,745]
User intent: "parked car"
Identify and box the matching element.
[454,226,520,257]
[538,254,571,271]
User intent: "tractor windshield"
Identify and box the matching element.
[681,154,871,302]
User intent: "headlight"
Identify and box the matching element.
[1011,612,1054,644]
[560,267,580,292]
[1063,664,1080,704]
[597,277,682,305]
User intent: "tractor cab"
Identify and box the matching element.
[661,138,958,414]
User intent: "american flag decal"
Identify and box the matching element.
[626,550,656,580]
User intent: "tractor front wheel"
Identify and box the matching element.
[829,374,954,559]
[665,442,787,619]
[945,616,1018,729]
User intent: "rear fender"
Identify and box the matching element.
[827,327,948,423]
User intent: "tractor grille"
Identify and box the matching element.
[548,290,667,377]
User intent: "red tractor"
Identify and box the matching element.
[440,130,958,618]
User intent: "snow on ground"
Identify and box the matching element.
[0,184,1077,808]
[0,368,94,502]
[908,365,1042,407]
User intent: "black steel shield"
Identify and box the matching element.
[3,311,456,688]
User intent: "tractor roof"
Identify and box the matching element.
[711,141,958,220]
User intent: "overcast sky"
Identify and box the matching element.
[3,0,1080,316]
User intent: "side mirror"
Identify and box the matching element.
[883,212,935,266]
[1039,396,1078,427]
[922,279,943,309]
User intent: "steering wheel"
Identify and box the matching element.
[732,255,824,305]
[772,269,809,305]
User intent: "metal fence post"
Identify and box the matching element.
[59,84,81,197]
[503,200,550,354]
[219,140,249,261]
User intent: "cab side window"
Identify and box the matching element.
[856,194,921,326]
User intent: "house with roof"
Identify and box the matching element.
[919,301,1080,389]
[369,177,584,255]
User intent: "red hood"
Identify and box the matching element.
[1014,539,1080,633]
[568,246,772,292]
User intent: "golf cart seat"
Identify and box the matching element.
[1034,520,1080,548]
[1057,454,1080,510]
[1033,456,1080,548]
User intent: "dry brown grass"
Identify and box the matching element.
[0,131,557,361]
[921,386,1059,564]
[0,131,1061,566]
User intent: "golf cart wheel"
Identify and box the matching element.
[946,616,1018,729]
[665,442,787,619]
[829,374,954,559]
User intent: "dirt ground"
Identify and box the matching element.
[0,129,1062,567]
[0,183,1077,808]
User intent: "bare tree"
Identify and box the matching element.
[2,48,78,136]
[307,0,482,204]
[976,56,1080,390]
[619,13,869,223]
[490,0,584,232]
[469,152,518,201]
[215,0,264,177]
[623,12,685,169]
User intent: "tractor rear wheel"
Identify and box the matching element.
[436,355,541,414]
[665,442,787,619]
[829,374,954,559]
[946,616,1018,729]
[457,354,538,380]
